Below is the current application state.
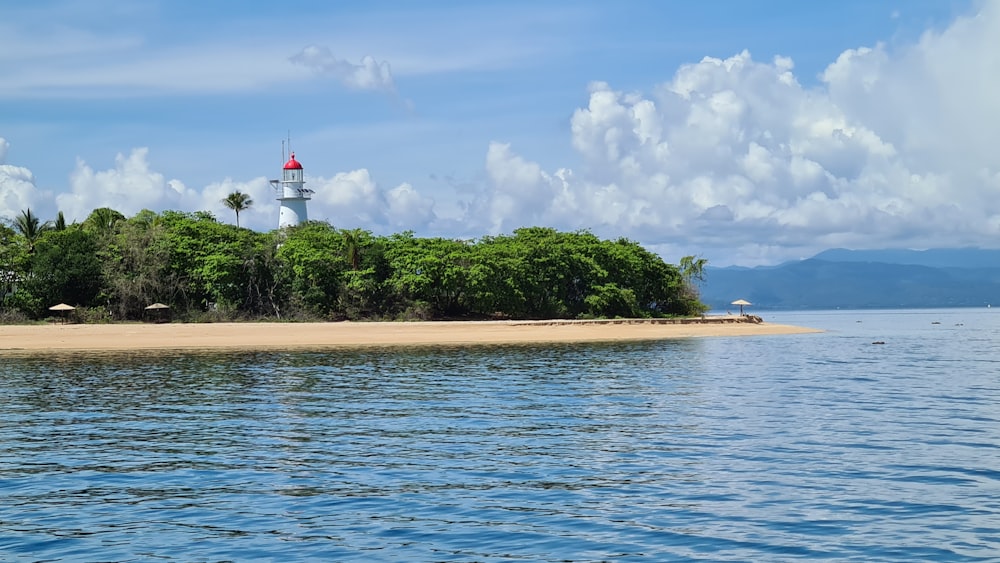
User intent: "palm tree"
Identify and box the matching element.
[82,207,125,238]
[679,255,708,284]
[342,228,365,270]
[54,211,67,231]
[13,208,52,253]
[222,191,254,228]
[679,254,708,303]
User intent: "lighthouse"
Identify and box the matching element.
[270,152,314,228]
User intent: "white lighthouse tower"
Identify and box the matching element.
[270,152,314,228]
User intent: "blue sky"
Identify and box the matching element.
[3,0,996,266]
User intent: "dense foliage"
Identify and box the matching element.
[0,208,708,322]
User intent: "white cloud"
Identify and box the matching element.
[384,183,435,230]
[460,4,1000,265]
[290,45,395,92]
[56,148,196,222]
[309,169,437,231]
[477,142,566,232]
[0,2,567,99]
[46,148,272,228]
[822,3,1000,173]
[4,138,439,234]
[0,165,38,222]
[0,38,310,99]
[7,3,1000,267]
[0,137,52,222]
[204,177,274,228]
[312,169,384,225]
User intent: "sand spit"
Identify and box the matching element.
[0,317,821,355]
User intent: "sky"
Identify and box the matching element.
[2,0,997,266]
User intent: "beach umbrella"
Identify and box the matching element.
[731,299,751,315]
[144,302,171,323]
[48,303,75,323]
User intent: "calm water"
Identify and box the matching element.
[1,309,998,562]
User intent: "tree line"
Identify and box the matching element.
[0,206,708,323]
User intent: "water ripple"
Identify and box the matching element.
[2,310,1000,561]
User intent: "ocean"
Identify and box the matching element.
[1,309,998,561]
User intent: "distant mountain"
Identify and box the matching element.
[699,248,1000,311]
[812,247,1000,269]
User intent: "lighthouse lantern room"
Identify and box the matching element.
[270,152,314,228]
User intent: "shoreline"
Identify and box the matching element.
[0,318,822,354]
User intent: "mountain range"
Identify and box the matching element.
[698,248,1000,311]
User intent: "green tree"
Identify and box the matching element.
[275,221,349,319]
[335,229,383,318]
[243,231,285,318]
[384,233,473,318]
[12,208,52,254]
[99,210,181,319]
[679,255,707,284]
[466,235,525,318]
[584,283,640,318]
[25,228,102,310]
[0,223,27,307]
[491,228,608,318]
[82,207,126,238]
[341,228,366,270]
[2,207,707,321]
[157,211,261,317]
[677,255,709,314]
[222,191,253,228]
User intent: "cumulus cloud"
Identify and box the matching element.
[8,4,1000,267]
[203,177,274,228]
[474,142,569,232]
[309,169,436,231]
[384,182,436,230]
[57,148,197,223]
[290,45,396,92]
[0,137,51,222]
[463,3,1000,264]
[44,148,274,229]
[4,136,438,234]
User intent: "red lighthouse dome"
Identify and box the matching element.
[283,152,303,170]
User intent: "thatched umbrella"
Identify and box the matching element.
[731,299,751,316]
[48,303,75,323]
[144,302,171,323]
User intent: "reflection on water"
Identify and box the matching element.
[2,314,999,561]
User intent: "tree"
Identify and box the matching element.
[2,204,708,321]
[275,221,350,319]
[99,211,180,320]
[25,228,102,309]
[679,255,707,284]
[82,207,126,238]
[678,255,709,314]
[12,208,52,253]
[342,228,366,270]
[384,233,473,318]
[0,223,26,305]
[222,191,253,228]
[157,210,259,315]
[676,256,708,315]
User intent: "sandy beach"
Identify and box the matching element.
[0,318,820,354]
